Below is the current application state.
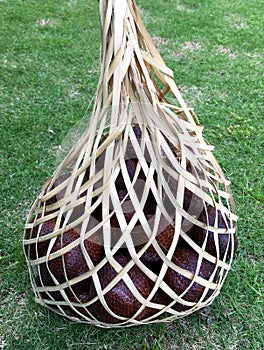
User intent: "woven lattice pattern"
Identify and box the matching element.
[23,0,238,328]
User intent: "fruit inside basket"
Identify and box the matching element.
[23,0,238,328]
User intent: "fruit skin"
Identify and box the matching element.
[47,228,102,283]
[24,217,58,260]
[45,172,90,223]
[136,214,199,262]
[191,207,238,260]
[25,217,103,275]
[162,161,205,219]
[134,214,179,262]
[110,196,181,262]
[109,184,156,247]
[87,253,170,323]
[115,159,146,190]
[25,218,103,307]
[164,247,216,311]
[35,263,66,304]
[132,125,142,140]
[183,188,204,218]
[35,271,91,317]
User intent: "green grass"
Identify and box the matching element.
[0,0,263,349]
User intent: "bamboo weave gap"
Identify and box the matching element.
[23,0,238,328]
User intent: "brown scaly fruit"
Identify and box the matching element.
[191,206,238,260]
[161,155,205,218]
[33,226,102,305]
[87,253,170,323]
[35,268,92,316]
[136,213,199,263]
[133,214,179,262]
[47,227,103,284]
[112,155,198,262]
[56,278,93,318]
[109,185,156,247]
[35,264,64,303]
[24,217,59,260]
[164,247,217,311]
[183,161,205,218]
[45,172,90,223]
[115,159,146,190]
[25,216,63,302]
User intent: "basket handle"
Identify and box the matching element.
[96,0,196,126]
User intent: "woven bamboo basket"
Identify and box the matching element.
[23,0,238,328]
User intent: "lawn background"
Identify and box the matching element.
[0,0,263,349]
